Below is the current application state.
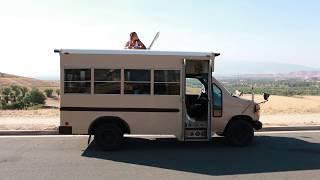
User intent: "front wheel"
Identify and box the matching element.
[94,124,123,151]
[225,120,254,146]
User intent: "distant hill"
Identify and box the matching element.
[214,61,319,75]
[217,71,320,79]
[0,72,59,89]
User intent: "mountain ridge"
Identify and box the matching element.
[0,72,59,88]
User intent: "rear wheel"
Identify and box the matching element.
[226,120,254,146]
[94,124,123,151]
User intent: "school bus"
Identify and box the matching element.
[54,49,264,150]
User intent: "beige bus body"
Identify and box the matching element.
[56,49,262,144]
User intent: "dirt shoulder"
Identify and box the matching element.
[260,113,320,127]
[0,109,59,118]
[0,109,59,130]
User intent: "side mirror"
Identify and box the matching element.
[233,90,243,97]
[263,93,270,101]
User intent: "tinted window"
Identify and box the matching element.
[154,83,180,95]
[125,69,150,82]
[64,69,91,81]
[124,69,151,94]
[154,70,180,82]
[64,69,91,94]
[64,82,91,94]
[154,70,180,95]
[124,83,150,94]
[94,82,120,94]
[94,69,121,94]
[94,69,120,81]
[212,84,222,117]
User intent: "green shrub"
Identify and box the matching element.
[0,86,43,109]
[0,101,26,110]
[56,89,60,96]
[20,86,29,97]
[1,87,12,104]
[44,88,54,98]
[23,89,46,106]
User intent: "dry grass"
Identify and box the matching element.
[0,109,59,118]
[242,95,320,115]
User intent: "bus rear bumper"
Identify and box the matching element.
[58,126,72,134]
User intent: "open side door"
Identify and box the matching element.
[182,59,212,141]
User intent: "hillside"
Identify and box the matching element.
[217,71,320,80]
[0,72,59,89]
[214,61,319,75]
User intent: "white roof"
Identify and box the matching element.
[54,49,220,57]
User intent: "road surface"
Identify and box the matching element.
[1,131,320,180]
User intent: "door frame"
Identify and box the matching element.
[180,58,186,141]
[207,59,213,140]
[181,59,213,141]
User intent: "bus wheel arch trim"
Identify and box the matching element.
[224,115,262,134]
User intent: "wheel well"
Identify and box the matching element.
[223,115,254,135]
[88,116,130,135]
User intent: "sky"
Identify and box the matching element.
[0,0,319,79]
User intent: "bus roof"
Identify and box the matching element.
[54,49,220,57]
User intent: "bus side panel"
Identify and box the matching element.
[61,111,181,136]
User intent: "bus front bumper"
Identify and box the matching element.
[58,126,72,134]
[253,120,263,130]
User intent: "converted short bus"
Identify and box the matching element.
[54,49,264,150]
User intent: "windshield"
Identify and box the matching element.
[212,76,231,95]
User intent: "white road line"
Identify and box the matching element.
[256,130,320,134]
[0,135,88,138]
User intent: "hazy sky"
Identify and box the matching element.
[0,0,319,79]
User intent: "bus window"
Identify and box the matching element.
[212,83,222,117]
[186,78,204,95]
[64,69,91,94]
[124,69,151,94]
[94,69,121,94]
[154,70,180,95]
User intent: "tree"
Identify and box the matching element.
[1,87,12,104]
[11,85,21,102]
[44,88,53,98]
[23,89,46,106]
[56,89,60,97]
[20,86,29,97]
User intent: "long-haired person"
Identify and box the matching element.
[125,32,146,49]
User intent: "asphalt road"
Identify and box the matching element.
[1,131,320,180]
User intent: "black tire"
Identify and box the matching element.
[94,124,123,151]
[225,120,254,146]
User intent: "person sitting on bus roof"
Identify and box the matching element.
[125,32,146,49]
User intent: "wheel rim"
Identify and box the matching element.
[101,130,116,144]
[233,126,251,145]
